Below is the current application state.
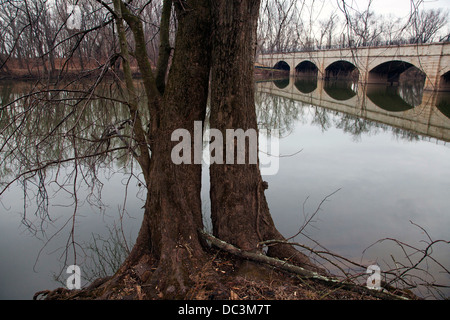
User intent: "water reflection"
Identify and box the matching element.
[0,80,146,299]
[436,92,450,119]
[258,76,450,142]
[366,79,425,112]
[1,79,450,299]
[366,85,415,112]
[255,78,450,299]
[324,80,358,101]
[294,77,317,94]
[273,78,290,89]
[268,75,430,110]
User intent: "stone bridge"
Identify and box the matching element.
[256,43,450,91]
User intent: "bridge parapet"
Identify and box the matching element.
[257,43,450,91]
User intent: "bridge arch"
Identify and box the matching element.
[295,61,318,77]
[368,60,426,86]
[273,61,291,72]
[439,70,450,91]
[325,60,359,81]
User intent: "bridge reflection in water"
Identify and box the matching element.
[257,76,450,143]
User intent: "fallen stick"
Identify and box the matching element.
[199,229,413,300]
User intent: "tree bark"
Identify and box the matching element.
[95,0,321,300]
[209,0,317,271]
[155,0,173,95]
[101,0,215,299]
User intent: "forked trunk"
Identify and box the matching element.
[99,0,319,300]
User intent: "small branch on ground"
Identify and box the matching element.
[199,229,414,300]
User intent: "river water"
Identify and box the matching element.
[0,78,449,299]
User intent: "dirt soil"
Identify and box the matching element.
[33,249,415,301]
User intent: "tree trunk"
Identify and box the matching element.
[101,0,217,299]
[91,0,321,300]
[209,0,317,271]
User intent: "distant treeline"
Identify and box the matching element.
[0,0,166,80]
[257,0,449,54]
[1,0,449,79]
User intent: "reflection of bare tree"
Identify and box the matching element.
[255,90,306,136]
[310,106,332,132]
[0,80,142,237]
[334,113,371,138]
[333,112,421,142]
[398,78,425,108]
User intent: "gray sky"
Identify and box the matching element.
[310,0,450,18]
[351,0,450,16]
[302,0,450,39]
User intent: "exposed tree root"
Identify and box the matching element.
[33,231,420,301]
[199,230,417,300]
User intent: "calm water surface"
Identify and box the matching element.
[1,78,449,299]
[258,77,450,298]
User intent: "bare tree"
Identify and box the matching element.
[318,12,339,49]
[2,0,324,300]
[409,8,449,43]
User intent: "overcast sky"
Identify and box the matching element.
[305,0,450,37]
[309,0,450,18]
[352,0,450,16]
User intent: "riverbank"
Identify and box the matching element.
[33,239,418,301]
[1,59,284,82]
[0,57,142,81]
